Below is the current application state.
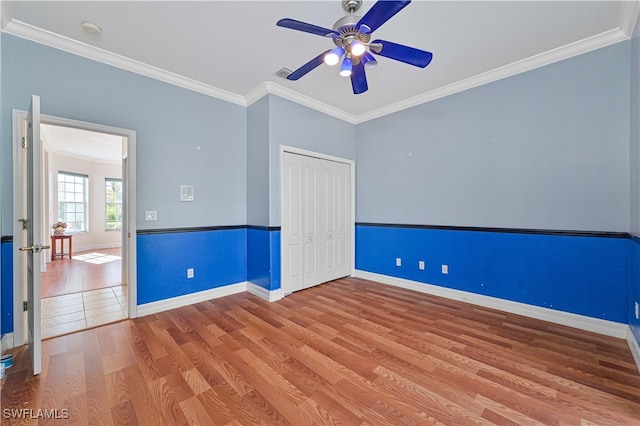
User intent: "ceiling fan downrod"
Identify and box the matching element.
[342,0,362,14]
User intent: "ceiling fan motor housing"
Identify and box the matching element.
[333,0,370,58]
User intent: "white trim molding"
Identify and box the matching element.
[356,28,630,124]
[619,0,640,37]
[247,282,284,302]
[2,19,246,107]
[627,330,640,374]
[354,270,629,339]
[246,82,359,124]
[3,17,632,125]
[136,282,247,317]
[1,333,14,352]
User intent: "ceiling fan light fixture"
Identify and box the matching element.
[361,52,378,68]
[277,0,431,94]
[349,40,366,57]
[324,46,345,66]
[340,56,353,77]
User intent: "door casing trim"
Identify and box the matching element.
[12,109,137,345]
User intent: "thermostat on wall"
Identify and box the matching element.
[180,185,194,202]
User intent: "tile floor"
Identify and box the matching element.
[41,286,127,339]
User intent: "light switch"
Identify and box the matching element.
[145,211,157,221]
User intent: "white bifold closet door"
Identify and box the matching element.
[282,152,350,294]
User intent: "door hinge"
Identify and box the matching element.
[21,137,27,149]
[18,218,28,230]
[23,301,28,312]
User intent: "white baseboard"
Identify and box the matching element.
[1,333,14,353]
[626,329,640,374]
[247,282,284,302]
[72,243,122,253]
[353,270,629,339]
[137,281,247,317]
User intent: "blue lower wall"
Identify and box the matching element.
[270,230,281,291]
[247,228,270,290]
[1,241,13,334]
[137,228,247,305]
[356,225,629,323]
[0,226,634,336]
[630,238,640,345]
[247,227,281,291]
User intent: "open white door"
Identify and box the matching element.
[19,95,46,375]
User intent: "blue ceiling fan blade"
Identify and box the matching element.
[371,39,433,68]
[277,18,340,38]
[350,62,368,94]
[356,1,411,34]
[287,50,331,81]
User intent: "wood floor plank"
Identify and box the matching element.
[2,277,639,425]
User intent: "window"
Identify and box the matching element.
[57,172,88,233]
[105,178,123,231]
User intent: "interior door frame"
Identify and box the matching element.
[279,145,356,295]
[12,110,138,346]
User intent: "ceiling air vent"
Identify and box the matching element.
[274,68,292,79]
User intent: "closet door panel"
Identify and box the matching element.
[282,152,304,293]
[303,156,325,288]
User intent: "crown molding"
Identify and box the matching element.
[2,19,246,107]
[245,82,271,106]
[246,81,358,124]
[2,17,634,125]
[355,27,630,124]
[620,0,640,37]
[265,81,358,124]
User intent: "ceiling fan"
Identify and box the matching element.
[276,0,433,95]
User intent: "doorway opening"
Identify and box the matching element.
[12,110,137,345]
[40,124,126,338]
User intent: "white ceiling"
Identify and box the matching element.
[41,124,122,164]
[2,1,639,123]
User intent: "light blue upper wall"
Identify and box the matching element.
[629,15,640,346]
[247,96,270,227]
[268,94,356,226]
[631,20,640,237]
[1,34,247,233]
[0,29,3,337]
[356,41,631,232]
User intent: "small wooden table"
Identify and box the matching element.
[51,234,72,260]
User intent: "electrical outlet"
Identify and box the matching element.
[187,268,194,279]
[396,258,402,267]
[635,302,639,320]
[441,264,448,274]
[145,211,157,221]
[419,261,425,270]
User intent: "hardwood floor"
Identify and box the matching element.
[42,248,122,298]
[2,277,639,425]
